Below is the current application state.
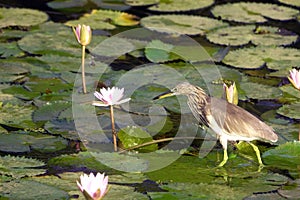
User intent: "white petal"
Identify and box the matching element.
[92,101,109,107]
[116,98,131,105]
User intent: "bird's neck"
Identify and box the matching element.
[187,87,209,125]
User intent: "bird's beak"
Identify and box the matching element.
[153,91,175,100]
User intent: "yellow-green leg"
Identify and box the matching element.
[218,148,228,167]
[248,142,264,167]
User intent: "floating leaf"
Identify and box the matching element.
[47,0,89,12]
[279,84,300,99]
[33,101,71,122]
[263,142,300,170]
[0,133,33,153]
[145,40,178,63]
[141,14,228,35]
[0,41,25,58]
[118,126,158,152]
[48,152,123,174]
[276,103,300,119]
[0,179,69,199]
[0,61,29,83]
[223,46,300,70]
[0,155,45,178]
[0,8,48,28]
[212,2,299,23]
[206,25,298,46]
[65,9,139,30]
[278,0,300,7]
[141,0,214,12]
[239,81,282,100]
[44,119,79,140]
[124,0,158,6]
[0,103,36,129]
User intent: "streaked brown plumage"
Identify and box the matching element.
[158,82,278,167]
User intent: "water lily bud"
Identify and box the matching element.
[223,82,238,105]
[73,24,92,46]
[288,68,300,90]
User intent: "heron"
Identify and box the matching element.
[156,82,278,167]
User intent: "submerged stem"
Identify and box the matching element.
[81,45,87,94]
[110,105,117,151]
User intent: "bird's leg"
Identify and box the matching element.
[248,142,264,167]
[218,136,228,167]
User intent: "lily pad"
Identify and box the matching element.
[0,8,48,28]
[0,155,45,178]
[0,179,69,199]
[124,0,158,6]
[139,0,214,12]
[206,25,298,46]
[223,46,300,70]
[47,0,89,12]
[279,84,300,99]
[0,103,36,129]
[33,101,71,122]
[47,152,118,173]
[0,61,29,83]
[239,80,282,100]
[276,103,300,119]
[44,119,79,140]
[118,126,158,152]
[141,14,228,36]
[65,9,139,30]
[0,41,25,58]
[279,0,300,7]
[212,2,299,23]
[263,141,300,170]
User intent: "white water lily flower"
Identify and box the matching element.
[77,172,108,200]
[93,87,131,106]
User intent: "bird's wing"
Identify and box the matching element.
[208,98,278,142]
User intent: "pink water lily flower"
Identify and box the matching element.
[77,172,108,200]
[93,87,131,106]
[288,68,300,90]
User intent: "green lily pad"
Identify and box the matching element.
[133,0,214,12]
[280,84,300,99]
[0,61,29,83]
[263,141,300,170]
[239,81,282,100]
[145,40,178,63]
[0,133,34,153]
[276,103,300,119]
[0,8,48,28]
[141,14,228,36]
[44,119,79,140]
[0,132,69,153]
[0,103,36,129]
[212,2,299,23]
[47,152,119,173]
[0,179,69,199]
[0,155,45,178]
[124,0,158,6]
[118,126,158,152]
[0,41,25,58]
[65,9,139,30]
[33,101,71,122]
[206,25,298,46]
[47,0,89,12]
[279,0,300,7]
[223,46,300,70]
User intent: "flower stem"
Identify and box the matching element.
[110,105,117,151]
[81,45,87,94]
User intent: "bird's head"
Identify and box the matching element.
[154,82,202,100]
